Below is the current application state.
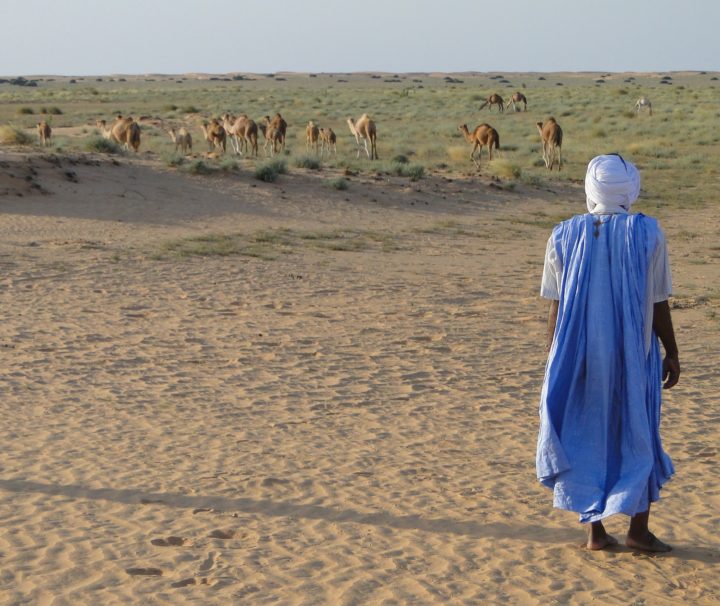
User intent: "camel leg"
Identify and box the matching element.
[363,138,370,159]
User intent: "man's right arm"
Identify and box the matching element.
[653,300,680,389]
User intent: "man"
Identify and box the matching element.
[537,154,680,552]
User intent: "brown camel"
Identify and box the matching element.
[536,118,563,170]
[37,120,52,146]
[506,92,528,112]
[222,113,258,156]
[306,121,320,154]
[347,114,378,160]
[319,127,337,157]
[96,116,141,152]
[168,127,192,155]
[259,116,282,156]
[260,114,287,156]
[479,93,505,113]
[200,119,227,153]
[457,123,500,166]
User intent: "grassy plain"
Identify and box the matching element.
[1,70,719,212]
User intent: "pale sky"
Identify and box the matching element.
[1,0,718,76]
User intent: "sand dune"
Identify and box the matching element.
[0,151,718,604]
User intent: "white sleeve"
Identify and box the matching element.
[650,229,672,302]
[540,235,562,300]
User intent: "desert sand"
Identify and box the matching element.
[0,150,718,605]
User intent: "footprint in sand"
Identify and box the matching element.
[126,567,163,576]
[198,551,218,573]
[171,577,210,588]
[151,536,187,547]
[208,529,235,540]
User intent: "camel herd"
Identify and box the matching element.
[39,90,652,174]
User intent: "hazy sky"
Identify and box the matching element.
[1,0,718,76]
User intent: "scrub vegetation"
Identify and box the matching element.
[1,71,718,208]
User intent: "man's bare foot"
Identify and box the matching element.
[586,521,619,550]
[626,532,672,553]
[586,533,619,550]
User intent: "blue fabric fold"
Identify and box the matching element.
[537,213,674,523]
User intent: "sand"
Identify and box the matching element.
[0,150,718,605]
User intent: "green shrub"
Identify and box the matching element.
[0,125,33,145]
[84,136,121,153]
[219,157,239,171]
[392,154,409,164]
[489,159,522,180]
[391,162,424,181]
[254,159,287,182]
[48,107,63,115]
[163,153,185,167]
[325,177,349,190]
[185,159,213,174]
[182,105,200,114]
[294,155,321,170]
[17,107,34,115]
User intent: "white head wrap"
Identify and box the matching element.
[585,154,641,214]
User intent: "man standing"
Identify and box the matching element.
[537,154,680,552]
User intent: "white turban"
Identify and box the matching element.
[585,154,641,214]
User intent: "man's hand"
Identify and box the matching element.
[662,354,680,389]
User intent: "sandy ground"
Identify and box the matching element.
[0,150,718,605]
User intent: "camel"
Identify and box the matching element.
[270,113,287,152]
[96,116,141,152]
[168,127,192,155]
[506,92,527,112]
[347,114,378,160]
[260,114,287,156]
[536,118,563,171]
[479,93,505,113]
[37,121,51,146]
[222,113,259,156]
[306,121,320,154]
[319,127,337,157]
[200,119,226,153]
[457,123,500,167]
[635,96,652,116]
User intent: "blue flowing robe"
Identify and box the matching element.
[537,213,674,523]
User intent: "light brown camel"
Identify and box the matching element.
[306,121,320,154]
[479,93,505,113]
[37,120,52,146]
[536,118,563,171]
[96,116,141,152]
[635,96,652,116]
[168,127,192,155]
[200,119,227,153]
[457,123,500,166]
[319,127,337,157]
[347,114,378,160]
[260,114,287,156]
[222,113,259,156]
[506,92,528,112]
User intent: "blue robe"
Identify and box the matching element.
[537,213,674,523]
